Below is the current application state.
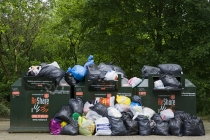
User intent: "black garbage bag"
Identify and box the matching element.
[60,119,79,135]
[89,102,108,117]
[174,110,191,121]
[169,118,183,136]
[87,99,96,105]
[141,65,161,79]
[151,113,163,123]
[86,64,101,80]
[132,95,142,106]
[108,116,127,136]
[183,115,205,136]
[37,64,65,85]
[69,98,83,115]
[135,115,152,136]
[98,63,114,79]
[152,121,170,136]
[54,106,72,123]
[64,72,78,86]
[121,111,138,135]
[159,73,182,88]
[110,64,127,78]
[158,64,183,74]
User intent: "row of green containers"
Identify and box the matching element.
[9,74,196,132]
[75,74,196,115]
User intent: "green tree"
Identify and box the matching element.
[76,0,210,114]
[0,0,50,100]
[34,0,88,70]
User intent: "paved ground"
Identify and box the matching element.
[0,118,209,140]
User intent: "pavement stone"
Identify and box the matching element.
[0,119,209,140]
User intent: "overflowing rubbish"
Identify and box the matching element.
[49,95,205,136]
[23,58,204,137]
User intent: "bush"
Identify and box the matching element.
[0,99,10,117]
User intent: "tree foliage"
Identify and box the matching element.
[0,0,50,99]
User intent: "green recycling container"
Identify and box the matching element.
[8,76,71,133]
[134,74,196,115]
[74,74,134,103]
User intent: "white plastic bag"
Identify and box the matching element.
[133,107,155,120]
[130,105,143,115]
[86,110,102,122]
[160,109,174,121]
[154,80,165,89]
[107,107,122,118]
[114,104,130,112]
[27,66,42,76]
[104,70,118,80]
[83,101,94,114]
[48,61,60,69]
[95,117,111,136]
[142,107,155,120]
[128,77,142,88]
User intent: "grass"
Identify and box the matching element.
[199,115,210,122]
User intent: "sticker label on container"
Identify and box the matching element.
[181,93,196,96]
[31,114,49,121]
[139,91,146,96]
[12,91,20,95]
[88,81,118,91]
[118,93,132,97]
[157,94,175,113]
[24,79,55,90]
[31,93,49,121]
[12,88,20,97]
[76,92,83,96]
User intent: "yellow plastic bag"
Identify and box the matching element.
[78,116,87,127]
[116,95,131,105]
[79,120,95,136]
[60,121,68,128]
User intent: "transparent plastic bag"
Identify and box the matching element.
[86,110,102,122]
[79,120,95,136]
[114,104,130,112]
[83,101,94,115]
[107,107,122,118]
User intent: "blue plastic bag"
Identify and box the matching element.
[130,102,141,107]
[84,55,94,68]
[67,65,86,81]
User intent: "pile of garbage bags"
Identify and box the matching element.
[49,95,205,136]
[142,64,183,89]
[25,55,184,90]
[25,55,143,88]
[141,64,183,79]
